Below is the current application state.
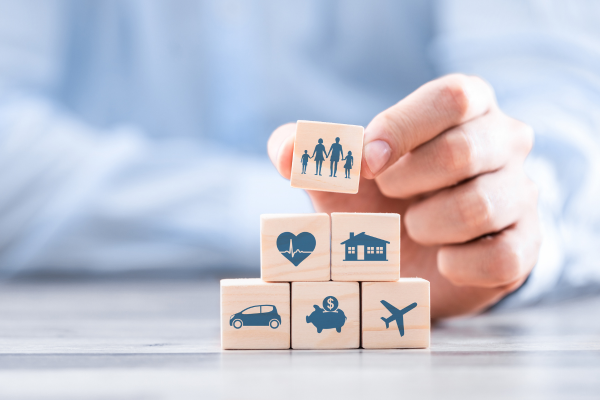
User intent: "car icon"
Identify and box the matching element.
[230,305,281,329]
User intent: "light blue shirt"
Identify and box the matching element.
[1,0,599,307]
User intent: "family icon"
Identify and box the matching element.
[300,137,353,178]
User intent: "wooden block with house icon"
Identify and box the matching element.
[291,282,360,349]
[331,213,400,281]
[362,278,430,349]
[260,213,330,282]
[221,279,290,350]
[290,120,364,194]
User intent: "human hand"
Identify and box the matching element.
[267,74,541,319]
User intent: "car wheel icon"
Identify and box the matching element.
[232,319,243,329]
[269,319,280,329]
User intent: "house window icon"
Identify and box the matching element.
[341,232,389,261]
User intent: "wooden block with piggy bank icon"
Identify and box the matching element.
[291,282,360,349]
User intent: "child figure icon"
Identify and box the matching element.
[343,151,353,178]
[300,150,312,174]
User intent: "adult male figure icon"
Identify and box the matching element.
[327,137,344,177]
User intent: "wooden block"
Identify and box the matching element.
[362,279,430,349]
[221,279,290,350]
[291,282,360,349]
[261,214,330,282]
[331,213,400,281]
[290,120,364,194]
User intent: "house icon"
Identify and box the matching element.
[340,232,389,261]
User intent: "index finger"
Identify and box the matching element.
[362,74,496,178]
[267,122,296,179]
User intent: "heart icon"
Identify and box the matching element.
[276,232,316,266]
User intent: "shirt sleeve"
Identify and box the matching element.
[0,1,313,275]
[432,0,600,306]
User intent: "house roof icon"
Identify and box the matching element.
[340,232,390,245]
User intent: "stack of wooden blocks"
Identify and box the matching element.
[221,121,430,350]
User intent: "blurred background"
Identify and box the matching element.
[1,0,599,306]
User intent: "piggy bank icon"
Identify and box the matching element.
[306,296,347,333]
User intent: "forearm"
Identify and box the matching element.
[0,92,313,274]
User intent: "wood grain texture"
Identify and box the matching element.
[261,214,330,282]
[362,279,430,349]
[291,282,359,349]
[331,213,400,281]
[221,279,290,350]
[290,120,364,194]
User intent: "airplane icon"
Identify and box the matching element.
[380,300,418,337]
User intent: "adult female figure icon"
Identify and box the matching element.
[311,138,327,176]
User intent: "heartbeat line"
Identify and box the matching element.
[280,239,312,256]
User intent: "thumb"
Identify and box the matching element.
[361,74,495,178]
[267,123,296,179]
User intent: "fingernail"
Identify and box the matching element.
[364,140,391,175]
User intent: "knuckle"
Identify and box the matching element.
[513,119,535,153]
[376,177,402,198]
[382,109,414,156]
[437,129,476,177]
[437,74,471,121]
[484,239,523,284]
[455,183,493,231]
[373,110,409,156]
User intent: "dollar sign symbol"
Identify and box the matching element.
[327,297,334,310]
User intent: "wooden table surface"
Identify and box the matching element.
[0,278,599,399]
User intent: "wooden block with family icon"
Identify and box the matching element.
[290,120,364,194]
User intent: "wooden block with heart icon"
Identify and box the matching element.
[260,214,331,282]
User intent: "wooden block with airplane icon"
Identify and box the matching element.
[221,279,290,350]
[291,282,360,349]
[261,214,330,282]
[361,278,430,349]
[331,213,400,281]
[290,120,364,194]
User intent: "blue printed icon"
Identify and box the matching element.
[230,305,281,330]
[380,300,417,337]
[308,137,353,178]
[341,232,389,261]
[277,232,316,266]
[306,296,347,333]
